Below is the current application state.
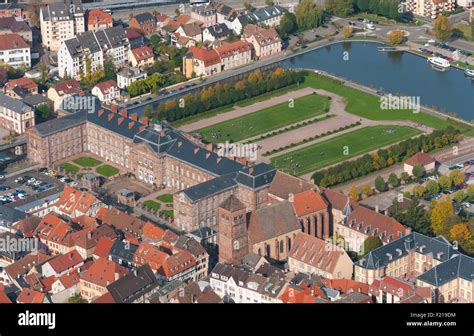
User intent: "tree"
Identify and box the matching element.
[412,185,425,198]
[401,171,410,184]
[425,180,439,196]
[471,19,474,42]
[327,0,354,17]
[452,190,466,203]
[467,184,474,202]
[244,2,253,10]
[375,176,386,192]
[430,197,456,236]
[39,62,49,83]
[265,0,275,5]
[362,184,373,198]
[342,26,353,38]
[438,175,452,190]
[412,164,426,179]
[449,169,465,187]
[387,30,405,45]
[278,12,297,38]
[36,104,51,120]
[388,173,399,188]
[390,198,431,235]
[348,186,359,201]
[433,15,453,41]
[449,223,472,248]
[361,236,383,255]
[295,0,323,31]
[369,0,379,13]
[144,105,153,118]
[68,294,87,303]
[357,0,370,12]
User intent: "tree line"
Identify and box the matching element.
[313,126,461,187]
[152,68,305,122]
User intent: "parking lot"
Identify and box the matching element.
[0,168,79,207]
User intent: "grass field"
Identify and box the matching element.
[303,74,472,132]
[157,194,173,203]
[144,200,161,210]
[96,165,119,177]
[271,126,421,175]
[161,210,174,218]
[73,156,102,167]
[197,93,330,143]
[60,163,80,174]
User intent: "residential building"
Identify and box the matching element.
[191,6,217,27]
[173,22,203,46]
[0,16,32,43]
[215,40,252,71]
[91,80,120,104]
[86,9,113,32]
[80,257,128,301]
[244,5,286,27]
[335,205,410,253]
[41,249,84,277]
[174,235,209,281]
[202,23,231,43]
[210,262,288,303]
[53,185,105,219]
[125,28,145,49]
[288,232,354,279]
[243,24,282,59]
[0,92,35,134]
[117,67,147,89]
[355,232,459,285]
[404,151,436,176]
[370,276,432,303]
[129,13,156,36]
[4,78,38,99]
[183,46,221,78]
[0,33,30,68]
[405,0,455,18]
[40,1,85,51]
[58,26,129,79]
[129,45,154,68]
[47,79,85,111]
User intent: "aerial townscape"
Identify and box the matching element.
[0,0,471,309]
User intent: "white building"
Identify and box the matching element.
[58,26,129,79]
[0,34,30,69]
[117,67,147,89]
[0,93,35,135]
[91,80,120,104]
[40,1,85,52]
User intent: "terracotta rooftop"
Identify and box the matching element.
[292,189,328,217]
[405,151,435,166]
[0,33,28,50]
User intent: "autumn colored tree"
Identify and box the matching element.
[362,184,373,198]
[412,185,425,198]
[295,0,324,31]
[430,197,456,236]
[449,223,472,248]
[348,186,359,201]
[449,169,465,187]
[387,30,405,45]
[342,26,353,39]
[438,175,452,190]
[467,184,474,202]
[433,15,453,41]
[425,180,440,196]
[452,190,466,203]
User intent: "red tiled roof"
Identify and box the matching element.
[93,236,115,258]
[55,185,99,217]
[80,258,128,287]
[17,288,44,304]
[94,80,119,94]
[41,275,57,293]
[0,33,28,50]
[125,28,142,40]
[51,79,84,97]
[35,213,72,244]
[57,269,80,289]
[5,252,52,279]
[87,9,113,27]
[244,24,281,47]
[160,249,196,278]
[142,222,166,241]
[187,46,220,67]
[133,241,167,271]
[46,249,83,274]
[131,46,154,62]
[321,278,369,295]
[4,77,38,93]
[0,285,11,303]
[96,208,146,238]
[292,189,328,217]
[405,151,435,166]
[92,291,116,303]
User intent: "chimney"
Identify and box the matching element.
[375,205,379,213]
[111,105,118,113]
[217,157,222,164]
[384,209,388,216]
[178,141,182,147]
[130,113,138,121]
[128,121,135,129]
[160,130,166,136]
[206,143,214,151]
[69,253,73,260]
[87,231,92,240]
[206,153,211,159]
[118,117,124,125]
[120,109,128,118]
[108,113,114,121]
[98,108,105,117]
[114,272,120,281]
[249,166,254,176]
[194,147,199,155]
[139,126,146,132]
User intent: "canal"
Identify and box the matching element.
[281,41,474,121]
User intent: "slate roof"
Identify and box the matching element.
[248,201,300,244]
[357,232,458,270]
[417,254,474,287]
[0,93,32,114]
[0,16,30,34]
[106,264,159,303]
[109,239,138,265]
[133,12,155,25]
[205,23,230,39]
[246,5,286,23]
[0,204,26,225]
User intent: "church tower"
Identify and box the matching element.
[218,195,248,264]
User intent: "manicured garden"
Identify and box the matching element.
[73,156,102,167]
[59,163,80,174]
[197,93,331,143]
[271,126,420,175]
[156,194,173,203]
[143,200,161,210]
[95,165,119,177]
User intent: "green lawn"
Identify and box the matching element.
[197,93,330,142]
[95,165,119,177]
[143,200,161,210]
[157,194,173,203]
[171,105,234,128]
[271,126,421,175]
[161,210,174,218]
[302,74,470,131]
[73,156,102,167]
[60,163,80,174]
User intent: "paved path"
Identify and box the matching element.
[178,87,316,132]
